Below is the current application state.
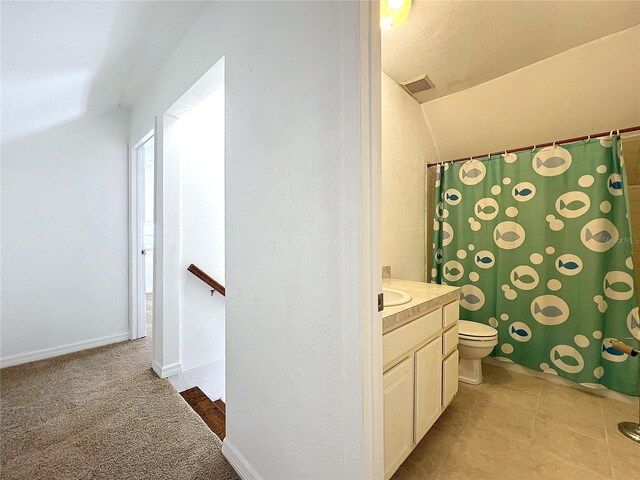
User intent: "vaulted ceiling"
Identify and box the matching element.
[4,1,639,143]
[1,1,206,143]
[382,1,640,103]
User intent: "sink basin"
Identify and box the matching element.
[383,288,412,307]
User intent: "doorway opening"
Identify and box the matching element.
[149,57,226,409]
[130,129,155,341]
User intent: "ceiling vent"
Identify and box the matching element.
[401,74,434,97]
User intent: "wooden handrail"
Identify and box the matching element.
[187,264,225,296]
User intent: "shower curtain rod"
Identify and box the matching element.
[428,125,640,167]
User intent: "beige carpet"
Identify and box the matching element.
[1,294,239,480]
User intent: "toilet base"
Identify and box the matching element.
[458,357,483,385]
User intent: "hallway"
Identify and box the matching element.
[0,315,238,480]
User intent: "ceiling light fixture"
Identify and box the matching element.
[380,0,412,30]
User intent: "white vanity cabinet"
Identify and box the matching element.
[414,337,442,443]
[441,323,459,408]
[383,357,414,479]
[382,300,459,480]
[442,349,459,407]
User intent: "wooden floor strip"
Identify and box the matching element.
[213,399,226,414]
[180,386,226,440]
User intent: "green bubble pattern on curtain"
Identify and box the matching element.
[432,137,639,396]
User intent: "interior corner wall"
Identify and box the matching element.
[128,2,370,478]
[422,25,640,161]
[1,108,130,365]
[382,72,438,282]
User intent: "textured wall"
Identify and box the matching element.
[422,26,640,162]
[624,136,640,296]
[129,2,373,478]
[628,186,640,292]
[382,72,437,282]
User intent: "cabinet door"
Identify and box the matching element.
[383,357,414,480]
[442,350,459,407]
[414,337,442,443]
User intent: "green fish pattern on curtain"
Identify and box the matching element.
[432,137,639,396]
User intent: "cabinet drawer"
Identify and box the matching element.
[383,309,442,369]
[442,325,458,357]
[443,301,459,328]
[442,350,459,407]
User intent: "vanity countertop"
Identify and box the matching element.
[382,278,460,334]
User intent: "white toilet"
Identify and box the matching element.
[457,319,498,385]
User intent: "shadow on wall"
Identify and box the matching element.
[1,1,206,145]
[1,108,130,363]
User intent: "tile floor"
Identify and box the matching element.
[393,363,639,480]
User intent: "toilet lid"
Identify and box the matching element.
[458,319,498,338]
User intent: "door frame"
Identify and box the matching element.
[129,127,155,340]
[360,1,383,476]
[341,1,383,477]
[150,58,225,379]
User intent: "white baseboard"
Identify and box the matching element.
[152,360,182,378]
[0,332,130,368]
[222,438,262,480]
[483,357,637,404]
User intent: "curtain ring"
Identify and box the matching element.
[584,135,590,143]
[610,129,615,138]
[616,129,620,136]
[553,140,558,148]
[532,144,536,152]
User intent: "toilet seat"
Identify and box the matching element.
[458,319,498,340]
[459,334,497,342]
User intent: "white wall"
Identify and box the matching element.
[382,72,437,281]
[143,138,155,293]
[1,108,130,365]
[177,86,226,399]
[422,25,640,161]
[129,2,376,479]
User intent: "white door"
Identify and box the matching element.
[131,131,154,339]
[143,146,155,296]
[414,337,442,443]
[383,357,414,480]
